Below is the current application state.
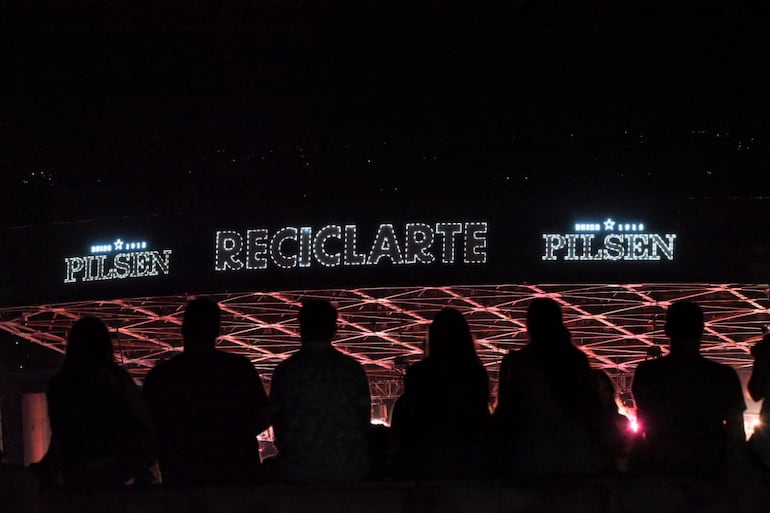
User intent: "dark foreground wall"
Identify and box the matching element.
[26,475,770,513]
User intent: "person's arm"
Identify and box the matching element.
[631,363,650,438]
[118,368,157,463]
[475,364,491,413]
[141,368,158,419]
[268,367,285,450]
[358,365,372,431]
[725,369,747,447]
[494,353,513,417]
[748,341,770,401]
[246,362,271,435]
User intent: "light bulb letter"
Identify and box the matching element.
[298,227,313,268]
[246,229,268,269]
[368,224,403,264]
[435,222,463,263]
[270,227,298,268]
[215,231,244,271]
[64,257,85,283]
[404,223,435,264]
[650,234,676,260]
[150,249,172,275]
[315,225,342,267]
[542,234,567,261]
[464,222,488,264]
[344,225,366,265]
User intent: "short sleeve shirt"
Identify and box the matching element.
[270,342,371,482]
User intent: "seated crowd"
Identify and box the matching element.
[24,297,770,488]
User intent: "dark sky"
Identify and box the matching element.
[2,0,768,224]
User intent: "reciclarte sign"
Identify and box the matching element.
[214,222,489,271]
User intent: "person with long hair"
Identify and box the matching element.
[391,308,492,479]
[45,317,155,488]
[495,298,612,476]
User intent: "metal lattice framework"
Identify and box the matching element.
[1,283,768,399]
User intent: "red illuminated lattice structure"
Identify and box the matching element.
[1,283,768,399]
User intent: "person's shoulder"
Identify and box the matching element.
[277,348,304,367]
[271,350,301,378]
[109,362,134,378]
[406,359,428,375]
[501,345,536,367]
[633,358,665,385]
[334,347,366,370]
[700,356,740,380]
[105,363,140,385]
[637,356,668,372]
[213,349,255,367]
[218,350,264,381]
[501,347,522,362]
[403,359,428,384]
[145,353,183,380]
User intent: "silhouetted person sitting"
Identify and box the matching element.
[143,298,270,486]
[391,308,492,479]
[269,300,371,483]
[46,317,154,488]
[495,298,612,476]
[632,301,746,476]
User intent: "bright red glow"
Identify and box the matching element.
[619,407,640,434]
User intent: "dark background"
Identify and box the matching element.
[2,0,770,304]
[2,0,769,227]
[1,0,769,386]
[1,196,767,306]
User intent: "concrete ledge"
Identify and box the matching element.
[37,474,770,513]
[34,475,770,513]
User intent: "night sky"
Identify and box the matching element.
[2,0,768,225]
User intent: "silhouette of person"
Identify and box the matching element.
[495,298,612,476]
[269,300,371,483]
[391,308,492,479]
[143,298,270,486]
[46,317,155,488]
[632,301,746,475]
[748,331,770,467]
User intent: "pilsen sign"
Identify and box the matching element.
[64,239,173,283]
[542,218,677,261]
[214,222,489,271]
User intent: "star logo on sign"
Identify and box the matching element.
[114,238,124,250]
[603,218,615,231]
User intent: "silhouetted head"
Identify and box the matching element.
[65,316,114,366]
[665,301,704,354]
[427,308,478,362]
[527,297,569,343]
[299,300,337,344]
[182,298,221,352]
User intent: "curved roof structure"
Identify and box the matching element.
[2,283,767,399]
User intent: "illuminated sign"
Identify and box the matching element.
[214,222,488,271]
[64,238,173,283]
[542,218,676,261]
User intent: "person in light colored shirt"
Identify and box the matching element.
[270,300,371,483]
